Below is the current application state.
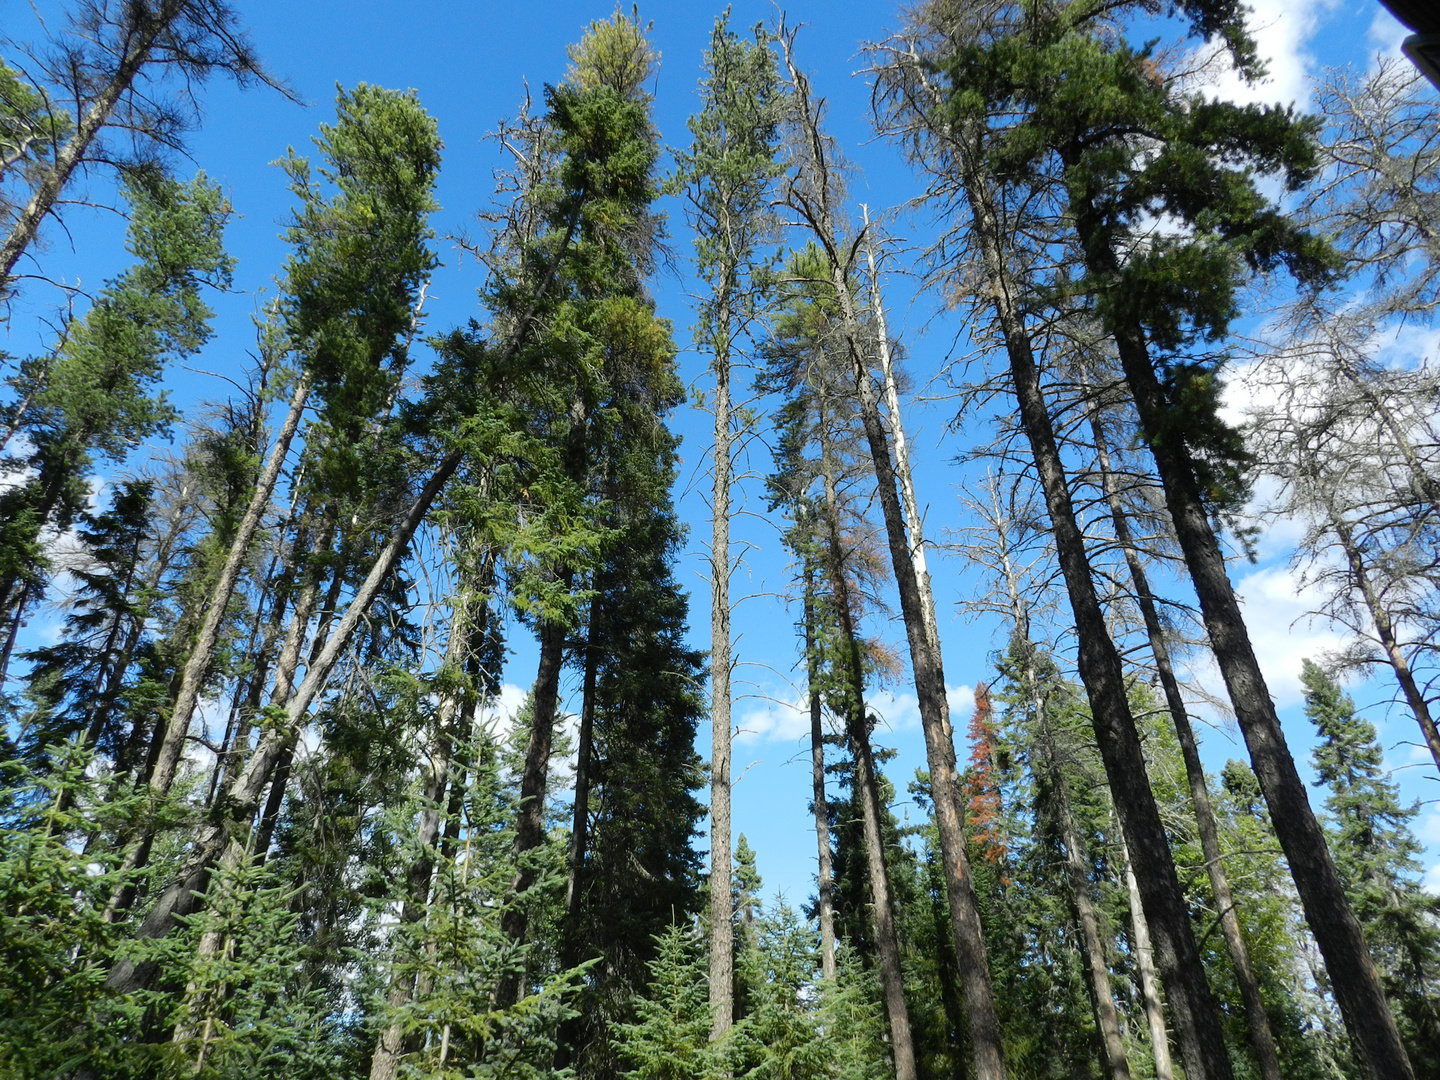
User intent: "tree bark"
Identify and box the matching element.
[779,44,1006,1076]
[804,565,837,982]
[1329,508,1440,777]
[818,417,917,1080]
[562,595,601,966]
[1090,259,1413,1079]
[1087,407,1285,1080]
[1122,826,1174,1080]
[0,1,178,286]
[960,162,1234,1080]
[494,603,569,1009]
[708,290,736,1041]
[147,375,310,805]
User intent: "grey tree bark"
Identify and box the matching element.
[1087,405,1284,1080]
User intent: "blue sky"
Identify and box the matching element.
[5,0,1436,908]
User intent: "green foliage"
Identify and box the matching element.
[613,923,719,1080]
[941,0,1335,516]
[1304,660,1440,1072]
[280,82,441,495]
[668,12,785,355]
[0,170,231,620]
[732,900,830,1080]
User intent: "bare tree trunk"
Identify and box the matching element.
[779,41,1005,1077]
[1329,509,1440,776]
[0,2,176,285]
[804,567,837,982]
[1093,274,1412,1078]
[960,159,1234,1080]
[708,293,736,1041]
[1037,710,1131,1080]
[1087,408,1284,1080]
[146,376,310,806]
[1122,826,1174,1080]
[818,417,917,1080]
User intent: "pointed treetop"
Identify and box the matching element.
[565,5,660,101]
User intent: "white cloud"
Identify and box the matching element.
[948,684,977,726]
[1193,0,1334,111]
[732,683,973,744]
[1232,564,1350,708]
[479,682,528,742]
[868,688,922,732]
[1368,6,1410,59]
[734,691,811,746]
[1424,862,1440,896]
[1417,810,1440,846]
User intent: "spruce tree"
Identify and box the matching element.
[1304,660,1440,1073]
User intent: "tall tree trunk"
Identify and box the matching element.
[496,397,588,1008]
[1328,507,1440,776]
[993,492,1130,1080]
[494,605,569,1009]
[367,596,476,1080]
[1121,824,1174,1080]
[817,418,918,1080]
[146,375,310,806]
[959,160,1234,1080]
[1087,406,1285,1080]
[552,594,601,1071]
[253,531,349,865]
[708,293,736,1041]
[804,564,837,982]
[779,44,1005,1074]
[1084,215,1413,1076]
[1033,689,1131,1080]
[562,595,601,964]
[101,186,569,994]
[0,1,177,285]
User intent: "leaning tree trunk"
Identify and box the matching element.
[147,375,311,809]
[960,159,1234,1080]
[496,400,588,1009]
[103,447,466,994]
[779,76,1007,1068]
[0,0,177,286]
[1087,405,1284,1080]
[1328,506,1440,777]
[1027,661,1131,1080]
[818,421,917,1080]
[1078,199,1414,1076]
[1120,821,1175,1080]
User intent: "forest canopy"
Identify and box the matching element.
[1,2,1438,1079]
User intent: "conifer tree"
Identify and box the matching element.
[0,170,233,655]
[776,30,1004,1079]
[669,15,784,1039]
[0,0,282,293]
[613,924,719,1080]
[1304,660,1440,1073]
